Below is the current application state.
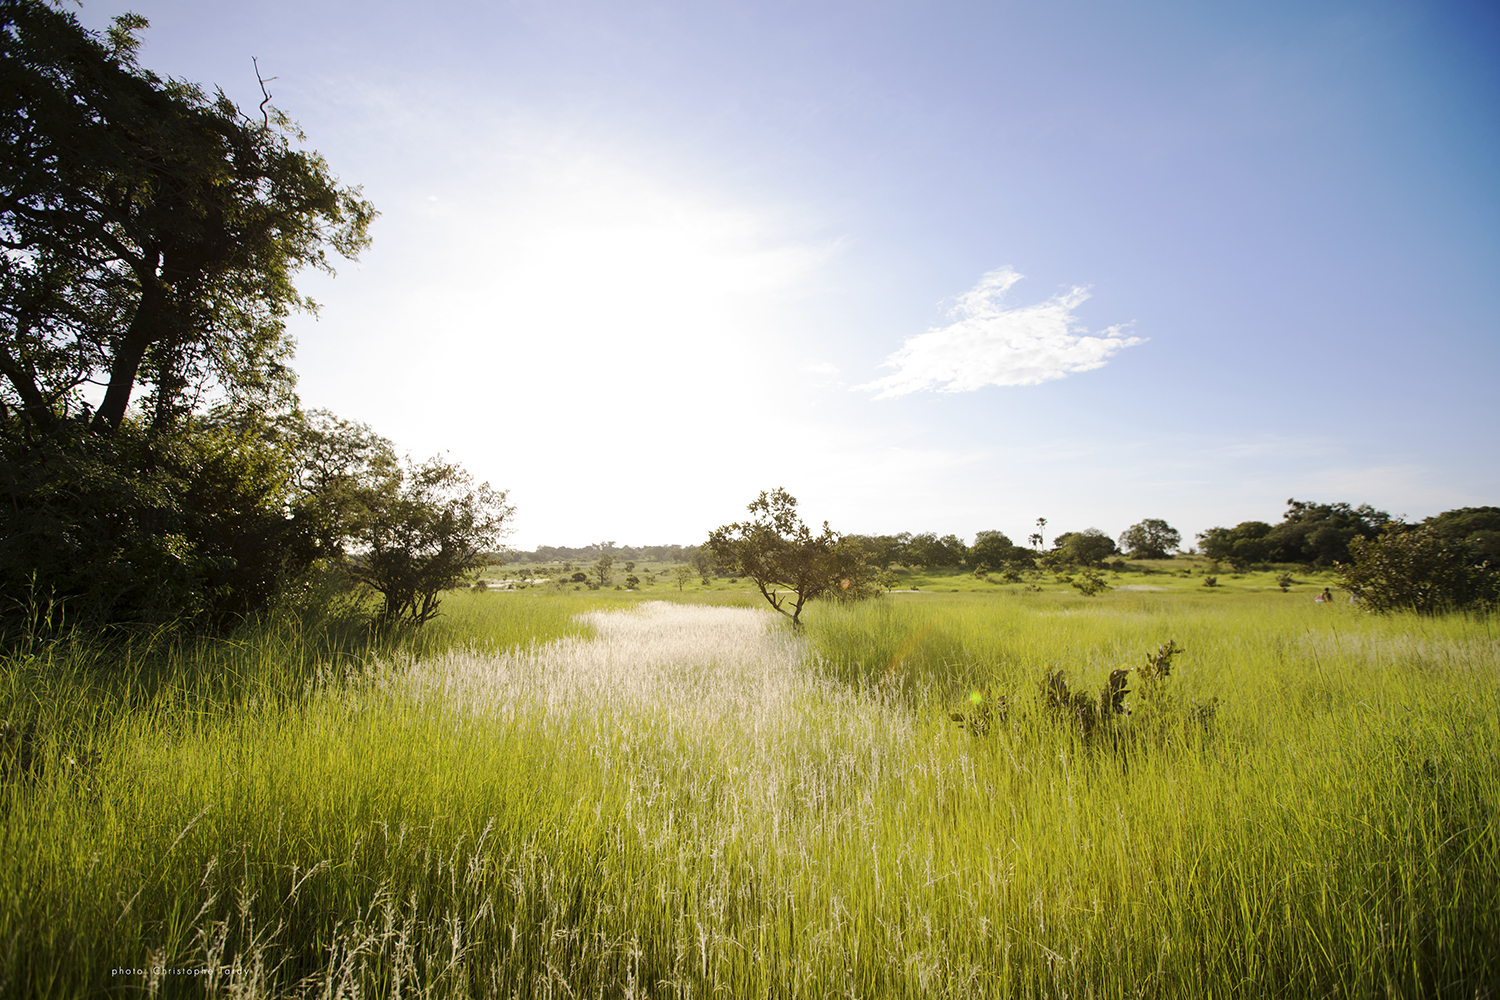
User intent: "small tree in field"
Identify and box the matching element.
[1121,519,1181,560]
[352,456,513,627]
[592,542,616,588]
[706,488,872,628]
[673,564,694,591]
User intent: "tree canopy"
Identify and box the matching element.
[1198,499,1391,568]
[0,0,374,434]
[706,488,876,628]
[967,530,1033,573]
[350,454,513,627]
[1119,519,1180,560]
[1050,528,1117,567]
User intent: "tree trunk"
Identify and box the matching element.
[91,284,165,432]
[0,345,57,431]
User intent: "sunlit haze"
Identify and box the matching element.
[81,0,1500,549]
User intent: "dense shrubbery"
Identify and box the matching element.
[0,414,313,630]
[1341,509,1500,615]
[0,409,511,635]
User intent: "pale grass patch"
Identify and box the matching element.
[405,601,816,724]
[401,601,917,840]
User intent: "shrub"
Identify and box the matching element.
[1341,524,1499,615]
[1071,568,1109,596]
[0,416,315,632]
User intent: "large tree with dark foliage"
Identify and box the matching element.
[1049,529,1118,567]
[0,4,378,633]
[0,0,374,434]
[967,530,1034,573]
[1198,499,1391,568]
[1119,518,1181,560]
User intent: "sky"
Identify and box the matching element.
[78,0,1500,550]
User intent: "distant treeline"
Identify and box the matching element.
[502,544,703,565]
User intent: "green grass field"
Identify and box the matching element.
[1,586,1495,997]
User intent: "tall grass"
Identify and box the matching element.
[1,592,1495,997]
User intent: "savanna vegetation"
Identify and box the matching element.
[2,4,1497,997]
[3,586,1496,998]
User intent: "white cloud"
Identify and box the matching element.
[856,267,1143,398]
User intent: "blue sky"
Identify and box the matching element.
[81,0,1500,549]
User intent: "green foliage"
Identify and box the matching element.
[705,487,876,627]
[966,529,1034,574]
[1119,517,1181,559]
[1049,527,1117,567]
[844,532,911,571]
[591,543,616,588]
[1070,567,1110,596]
[907,531,967,568]
[1341,523,1499,615]
[350,455,513,627]
[0,1,374,433]
[282,408,400,562]
[1423,506,1500,563]
[0,414,313,632]
[1199,500,1391,569]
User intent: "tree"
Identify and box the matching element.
[1196,521,1273,568]
[350,455,513,627]
[1341,523,1498,615]
[1120,519,1181,560]
[904,531,967,569]
[1052,528,1117,567]
[1198,500,1390,568]
[689,545,716,583]
[1265,499,1390,566]
[968,530,1033,573]
[0,2,375,434]
[0,411,314,630]
[705,488,872,628]
[283,408,400,562]
[592,542,616,588]
[672,564,694,591]
[1423,507,1500,565]
[844,533,908,571]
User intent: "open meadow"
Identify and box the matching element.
[2,587,1496,998]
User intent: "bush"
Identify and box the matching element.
[348,455,513,627]
[1341,524,1498,615]
[0,416,315,633]
[1071,568,1109,596]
